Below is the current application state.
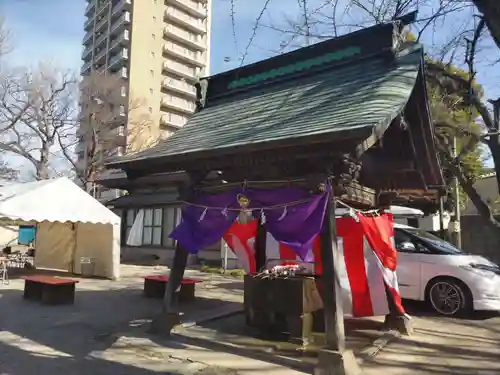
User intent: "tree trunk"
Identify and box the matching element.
[473,0,500,50]
[447,160,500,229]
[486,136,500,192]
[37,146,50,180]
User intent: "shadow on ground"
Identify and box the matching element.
[361,300,500,375]
[0,278,243,375]
[169,309,387,373]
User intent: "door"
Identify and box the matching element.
[394,229,422,300]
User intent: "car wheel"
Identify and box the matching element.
[426,278,472,317]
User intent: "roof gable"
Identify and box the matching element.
[109,43,424,171]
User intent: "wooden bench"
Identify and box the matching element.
[143,275,201,303]
[23,275,78,305]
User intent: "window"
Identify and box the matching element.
[153,16,156,21]
[151,51,155,58]
[152,33,156,40]
[148,107,153,113]
[143,208,163,245]
[120,86,126,97]
[123,207,180,247]
[149,88,153,95]
[125,209,136,241]
[150,69,154,76]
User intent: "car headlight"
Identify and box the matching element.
[459,265,497,277]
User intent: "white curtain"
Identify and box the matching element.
[126,209,144,246]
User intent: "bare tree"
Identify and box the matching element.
[0,15,12,58]
[232,0,500,228]
[0,159,18,181]
[58,72,156,192]
[0,64,78,180]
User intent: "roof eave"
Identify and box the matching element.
[107,126,375,175]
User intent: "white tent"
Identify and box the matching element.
[0,177,120,279]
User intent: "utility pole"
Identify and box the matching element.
[450,136,462,248]
[438,189,446,240]
[490,98,500,130]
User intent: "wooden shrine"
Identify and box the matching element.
[106,16,444,375]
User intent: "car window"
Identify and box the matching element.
[394,229,412,245]
[403,228,462,254]
[394,229,418,253]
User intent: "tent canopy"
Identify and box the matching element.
[0,178,120,279]
[0,177,120,225]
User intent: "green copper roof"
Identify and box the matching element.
[109,44,423,168]
[228,46,362,89]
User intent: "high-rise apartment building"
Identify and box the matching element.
[79,0,211,200]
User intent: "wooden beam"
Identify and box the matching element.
[319,197,345,350]
[150,170,208,335]
[316,196,360,374]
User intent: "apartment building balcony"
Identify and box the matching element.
[111,0,132,17]
[95,64,107,74]
[81,61,92,75]
[162,42,205,68]
[76,121,89,136]
[108,48,129,69]
[83,30,93,45]
[164,8,206,34]
[166,0,206,19]
[95,15,108,34]
[82,45,92,60]
[84,15,94,31]
[161,96,195,115]
[94,48,107,64]
[160,115,184,130]
[162,60,197,82]
[162,77,196,98]
[85,0,96,17]
[109,29,130,53]
[110,11,131,36]
[96,1,110,18]
[75,141,86,154]
[163,25,206,52]
[94,32,108,49]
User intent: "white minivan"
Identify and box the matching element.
[394,223,500,316]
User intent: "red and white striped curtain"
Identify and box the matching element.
[222,213,405,318]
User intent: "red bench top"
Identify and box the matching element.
[24,275,79,285]
[143,275,202,284]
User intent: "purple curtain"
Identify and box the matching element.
[170,187,329,259]
[169,189,241,254]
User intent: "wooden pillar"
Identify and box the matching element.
[315,195,360,375]
[163,242,189,312]
[150,172,204,335]
[150,238,189,335]
[319,197,345,350]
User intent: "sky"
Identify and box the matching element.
[0,0,499,175]
[2,0,497,98]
